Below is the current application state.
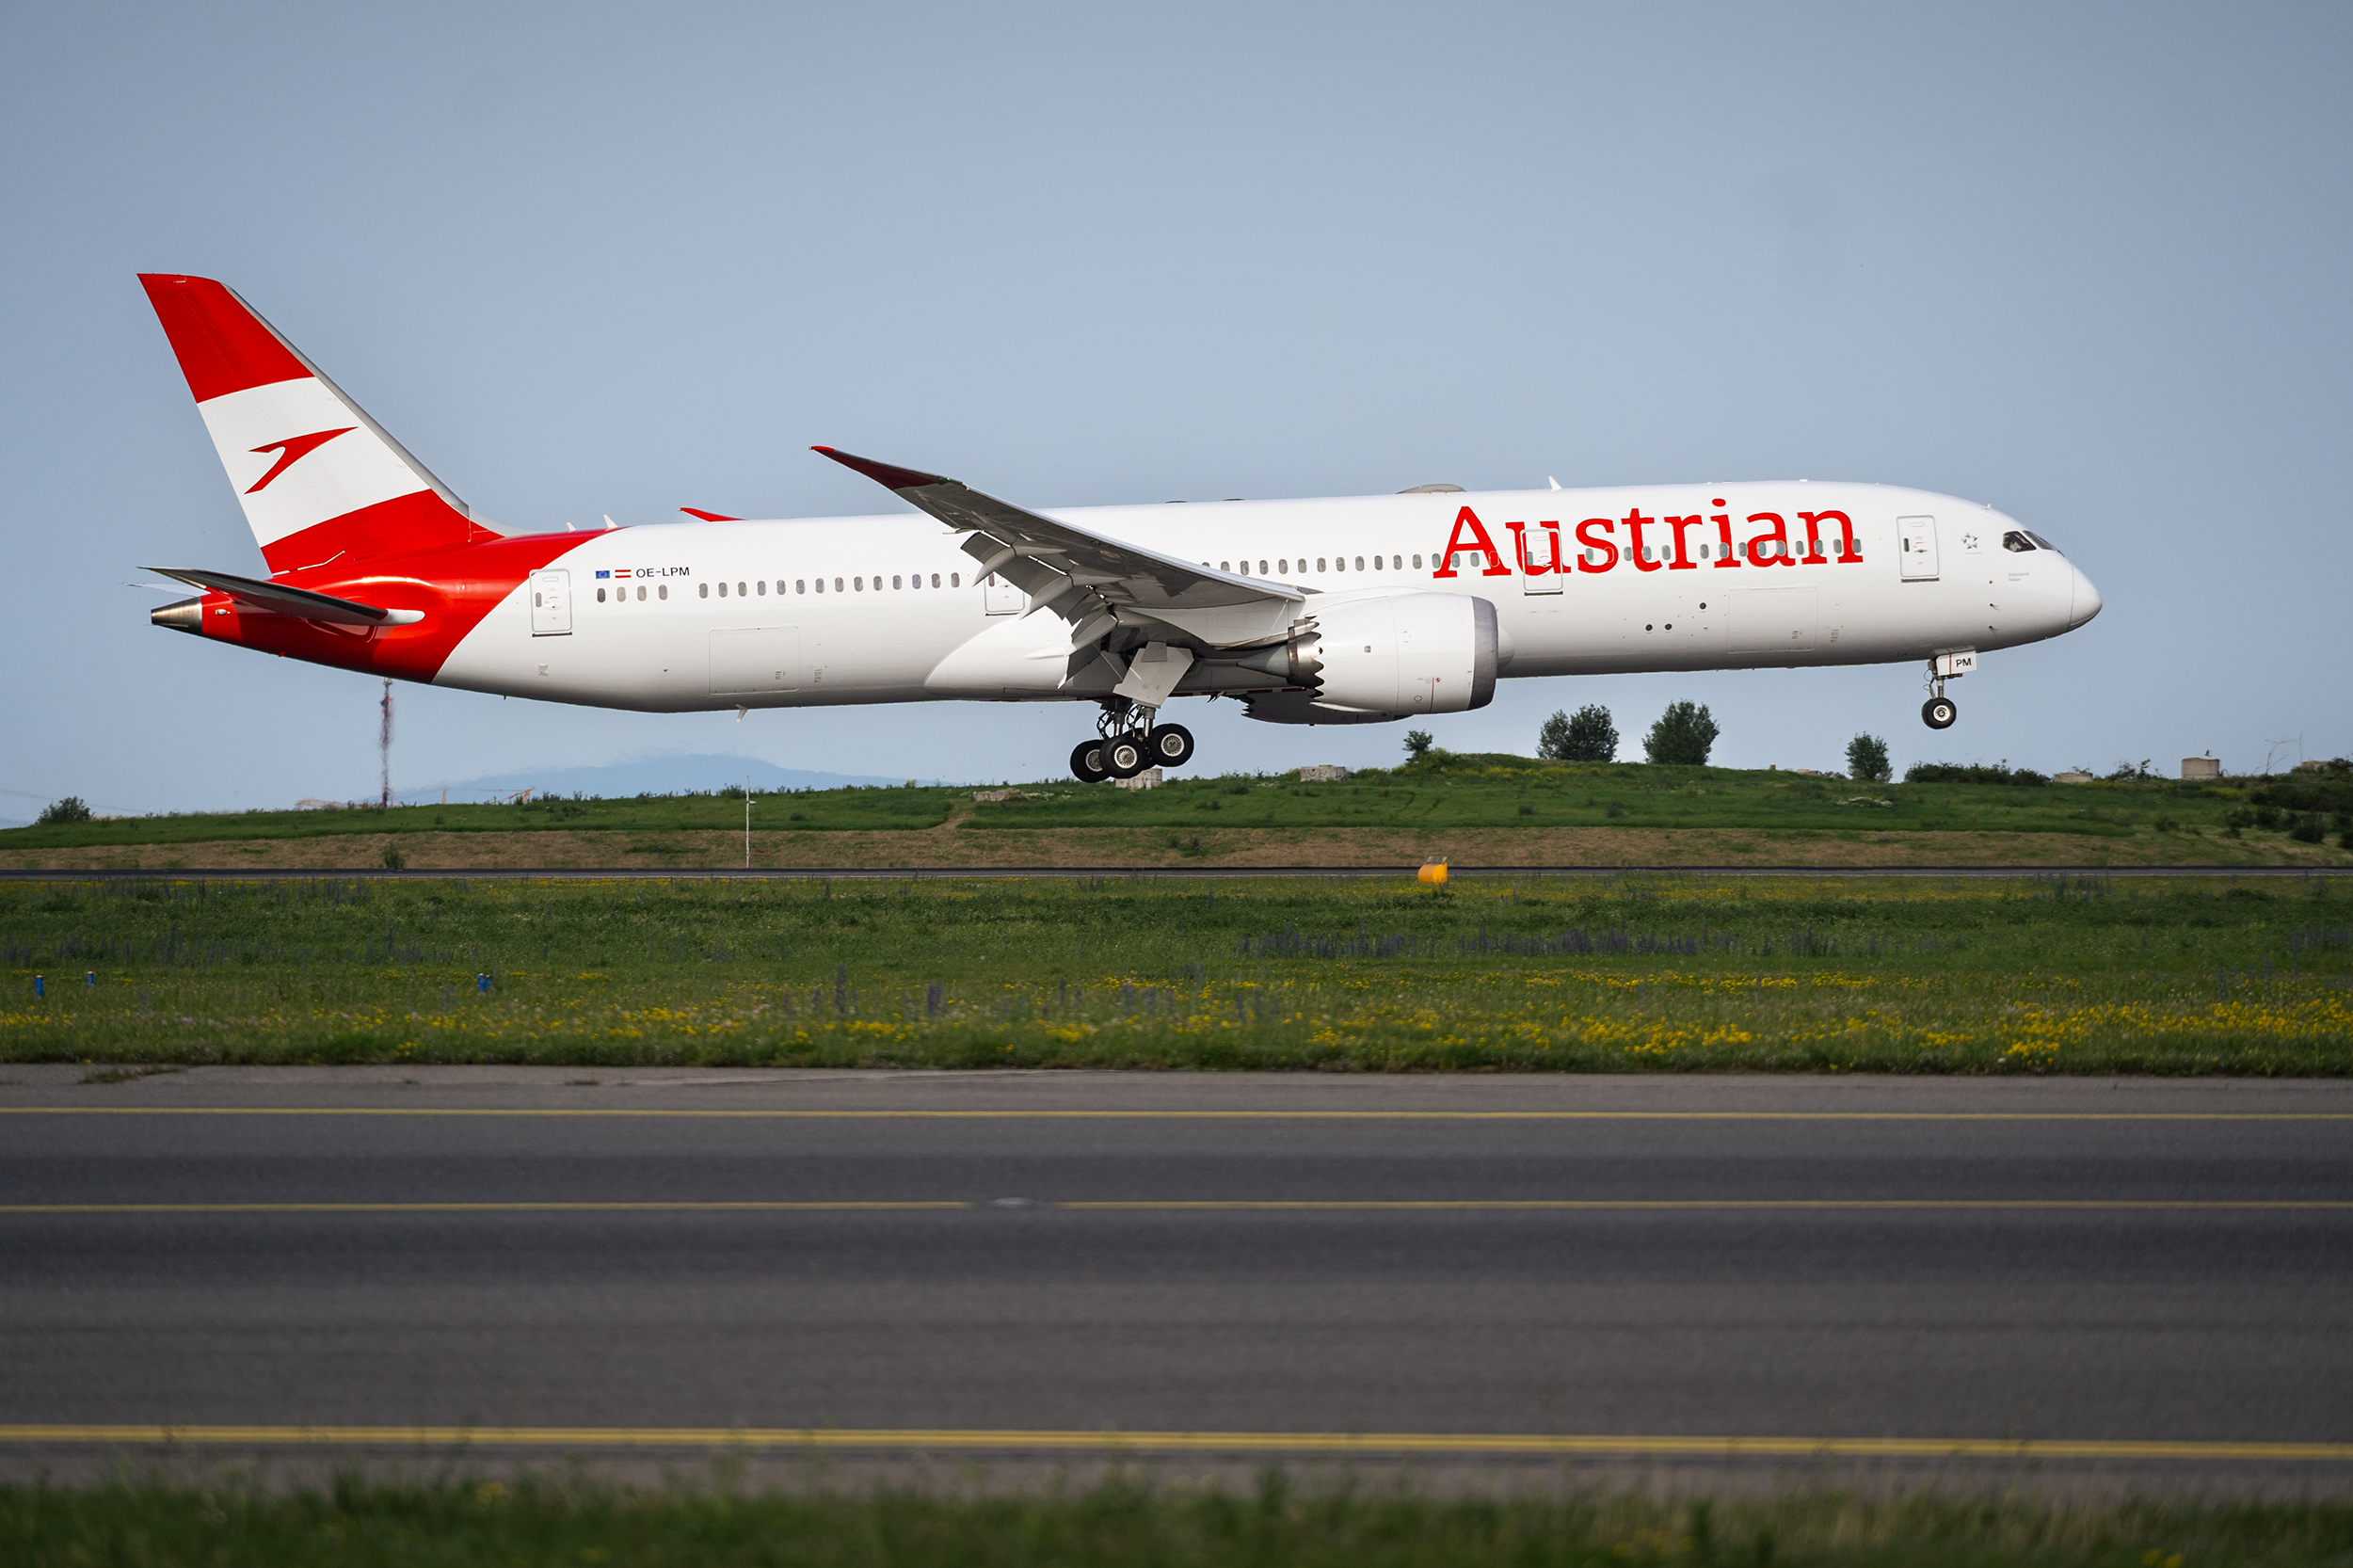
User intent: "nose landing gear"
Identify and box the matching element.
[1921,656,1961,729]
[1072,703,1196,782]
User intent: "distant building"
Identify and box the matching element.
[1299,765,1350,783]
[2053,772,2094,784]
[2182,756,2223,781]
[1114,769,1162,791]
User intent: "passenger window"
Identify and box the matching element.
[637,585,647,600]
[1278,559,1289,573]
[658,584,667,600]
[596,587,605,602]
[1413,554,1422,568]
[701,584,711,599]
[893,575,903,590]
[1317,558,1327,571]
[951,572,960,587]
[533,592,542,607]
[854,577,863,591]
[931,573,940,587]
[756,581,765,596]
[795,580,805,594]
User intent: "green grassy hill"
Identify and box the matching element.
[4,751,2345,859]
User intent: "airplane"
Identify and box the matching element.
[138,274,2102,782]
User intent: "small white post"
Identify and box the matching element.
[744,775,752,869]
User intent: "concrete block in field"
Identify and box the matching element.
[1298,765,1350,783]
[1114,769,1162,791]
[2182,757,2222,780]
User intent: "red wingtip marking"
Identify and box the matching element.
[137,274,310,403]
[679,507,741,521]
[809,445,952,491]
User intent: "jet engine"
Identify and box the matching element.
[1233,591,1497,719]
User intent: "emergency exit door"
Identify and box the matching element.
[1897,517,1940,581]
[529,569,571,634]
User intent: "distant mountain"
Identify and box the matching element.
[397,753,927,804]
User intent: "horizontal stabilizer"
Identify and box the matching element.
[147,567,424,626]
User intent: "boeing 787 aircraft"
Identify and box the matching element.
[139,274,2100,780]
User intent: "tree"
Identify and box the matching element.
[36,796,91,825]
[1402,729,1434,761]
[1539,704,1618,762]
[1846,733,1892,784]
[1642,701,1719,766]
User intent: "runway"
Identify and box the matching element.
[2,1069,2349,1482]
[3,864,2349,882]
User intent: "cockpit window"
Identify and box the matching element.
[2002,531,2036,552]
[2024,531,2059,552]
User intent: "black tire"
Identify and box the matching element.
[1922,696,1958,730]
[1104,735,1150,779]
[1070,739,1112,783]
[1148,723,1195,769]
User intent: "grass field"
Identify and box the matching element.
[5,870,2349,1073]
[6,1473,2349,1567]
[5,755,2349,872]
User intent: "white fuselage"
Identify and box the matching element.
[438,482,2097,713]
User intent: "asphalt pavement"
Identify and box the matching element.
[2,1068,2349,1484]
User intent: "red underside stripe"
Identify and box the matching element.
[208,533,588,683]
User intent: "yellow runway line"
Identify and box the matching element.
[0,1426,2347,1462]
[2,1199,2346,1215]
[3,1108,2349,1121]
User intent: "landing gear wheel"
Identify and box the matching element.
[1103,735,1150,779]
[1070,740,1111,783]
[1922,696,1958,730]
[1146,723,1195,769]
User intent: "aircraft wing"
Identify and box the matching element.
[812,447,1303,647]
[148,567,424,626]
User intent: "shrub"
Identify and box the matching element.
[1845,733,1892,784]
[1642,701,1719,766]
[37,796,92,825]
[2289,815,2326,845]
[380,845,408,870]
[1402,729,1434,761]
[1538,704,1618,763]
[1904,761,2052,787]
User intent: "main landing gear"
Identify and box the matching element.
[1071,704,1195,782]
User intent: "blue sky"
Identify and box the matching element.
[3,2,2345,817]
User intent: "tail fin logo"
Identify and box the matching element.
[246,427,356,493]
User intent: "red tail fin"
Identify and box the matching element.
[138,275,493,574]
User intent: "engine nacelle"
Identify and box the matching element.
[1260,591,1497,715]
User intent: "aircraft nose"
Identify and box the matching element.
[2067,563,2102,629]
